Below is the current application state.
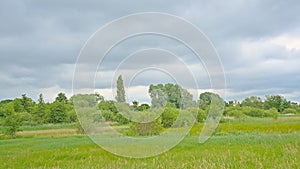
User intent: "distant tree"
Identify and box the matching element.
[149,83,194,109]
[33,94,46,124]
[149,85,167,108]
[132,100,139,109]
[95,92,104,102]
[20,94,35,113]
[180,88,196,108]
[137,103,150,111]
[55,93,68,104]
[241,96,263,108]
[199,92,223,111]
[72,94,100,107]
[12,98,24,112]
[99,100,118,114]
[116,75,126,102]
[264,95,291,112]
[48,102,66,123]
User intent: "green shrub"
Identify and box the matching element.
[113,113,130,125]
[197,109,207,122]
[282,108,297,115]
[128,116,162,136]
[2,106,20,138]
[264,108,278,119]
[101,110,114,121]
[161,107,179,127]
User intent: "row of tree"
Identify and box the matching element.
[1,75,300,137]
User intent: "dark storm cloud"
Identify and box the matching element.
[0,0,300,102]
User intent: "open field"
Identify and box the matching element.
[0,116,299,168]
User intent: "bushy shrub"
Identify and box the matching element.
[101,110,114,121]
[282,108,297,115]
[161,107,179,127]
[264,108,278,119]
[195,109,207,123]
[113,113,130,125]
[128,112,162,136]
[226,107,245,118]
[2,106,20,138]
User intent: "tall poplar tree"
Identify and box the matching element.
[116,75,126,102]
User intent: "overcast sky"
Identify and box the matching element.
[1,0,300,103]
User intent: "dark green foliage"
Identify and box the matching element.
[33,94,47,124]
[21,94,35,113]
[199,92,213,109]
[136,103,150,111]
[132,100,138,109]
[48,102,66,123]
[55,93,68,104]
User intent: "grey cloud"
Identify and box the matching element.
[1,0,300,102]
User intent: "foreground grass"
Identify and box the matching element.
[0,132,299,168]
[0,116,299,168]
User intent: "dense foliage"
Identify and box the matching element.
[0,81,299,137]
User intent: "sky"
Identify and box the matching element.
[0,0,300,103]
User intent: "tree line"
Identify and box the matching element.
[1,75,299,137]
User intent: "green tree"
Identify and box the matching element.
[20,94,35,113]
[149,83,194,109]
[199,92,223,111]
[116,75,126,102]
[264,95,291,112]
[241,96,263,108]
[33,93,47,124]
[149,85,167,108]
[99,100,118,114]
[55,93,68,104]
[2,104,20,138]
[161,107,179,127]
[48,102,66,123]
[132,100,139,109]
[137,103,150,111]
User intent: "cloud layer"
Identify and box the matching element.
[1,0,300,102]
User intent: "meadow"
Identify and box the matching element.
[0,116,299,169]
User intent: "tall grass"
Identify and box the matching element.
[0,133,299,168]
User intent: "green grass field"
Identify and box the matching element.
[0,117,299,168]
